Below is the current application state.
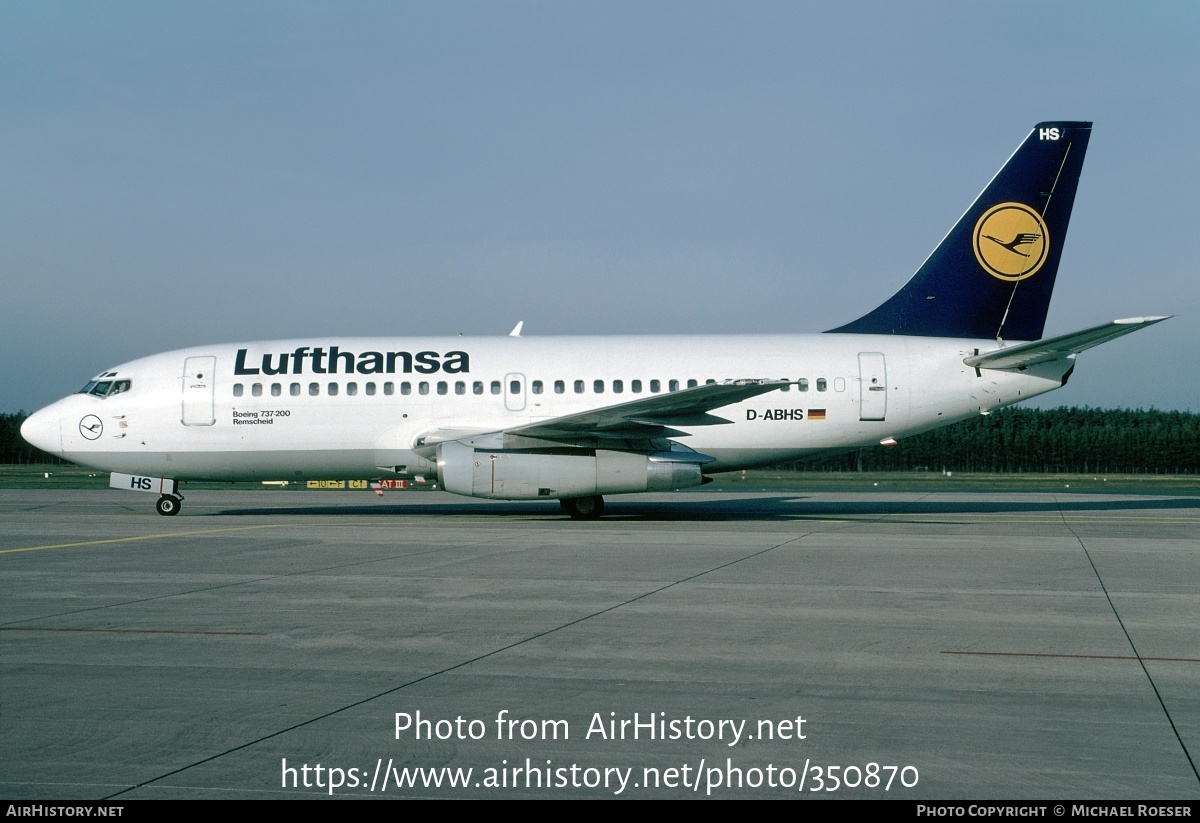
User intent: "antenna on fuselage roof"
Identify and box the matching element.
[509,321,524,337]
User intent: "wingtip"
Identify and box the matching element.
[1113,316,1171,325]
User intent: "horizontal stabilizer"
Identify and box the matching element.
[964,317,1169,370]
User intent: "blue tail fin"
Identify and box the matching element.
[827,121,1092,341]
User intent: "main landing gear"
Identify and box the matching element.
[560,495,604,520]
[156,494,183,516]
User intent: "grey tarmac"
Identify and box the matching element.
[1,488,1198,799]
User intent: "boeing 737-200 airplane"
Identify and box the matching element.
[21,122,1167,518]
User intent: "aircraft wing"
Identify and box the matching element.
[964,317,1169,371]
[508,378,791,441]
[414,379,793,457]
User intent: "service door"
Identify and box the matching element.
[182,356,216,426]
[504,372,526,412]
[858,352,887,421]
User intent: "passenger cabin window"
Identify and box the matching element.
[798,379,809,392]
[532,380,543,395]
[817,378,827,392]
[308,383,319,396]
[687,379,698,389]
[290,383,301,396]
[554,380,565,394]
[491,381,502,395]
[365,382,376,396]
[509,380,521,395]
[233,384,244,397]
[346,382,358,396]
[650,379,661,393]
[574,380,584,394]
[669,380,679,392]
[384,382,395,396]
[474,381,484,395]
[271,383,282,397]
[455,381,466,395]
[613,379,623,394]
[631,379,642,393]
[327,383,338,396]
[252,383,263,397]
[593,380,604,394]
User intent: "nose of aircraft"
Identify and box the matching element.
[21,403,63,456]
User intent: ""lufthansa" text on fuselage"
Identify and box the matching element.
[233,347,470,376]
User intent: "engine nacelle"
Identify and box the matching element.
[436,441,703,500]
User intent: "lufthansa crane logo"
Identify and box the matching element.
[972,202,1049,281]
[79,415,103,440]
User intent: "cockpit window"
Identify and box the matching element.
[78,379,132,398]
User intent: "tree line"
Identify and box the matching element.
[1,407,1197,473]
[794,407,1200,474]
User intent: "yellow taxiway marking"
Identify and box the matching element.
[0,525,279,555]
[0,627,266,636]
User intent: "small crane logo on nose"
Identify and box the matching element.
[79,415,103,440]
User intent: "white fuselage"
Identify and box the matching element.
[22,333,1070,484]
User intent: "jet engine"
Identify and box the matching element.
[435,440,703,500]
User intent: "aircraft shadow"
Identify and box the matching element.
[209,494,1200,522]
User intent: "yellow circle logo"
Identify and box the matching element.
[972,202,1049,281]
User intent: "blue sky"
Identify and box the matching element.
[3,1,1197,412]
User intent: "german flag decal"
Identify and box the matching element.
[808,409,826,420]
